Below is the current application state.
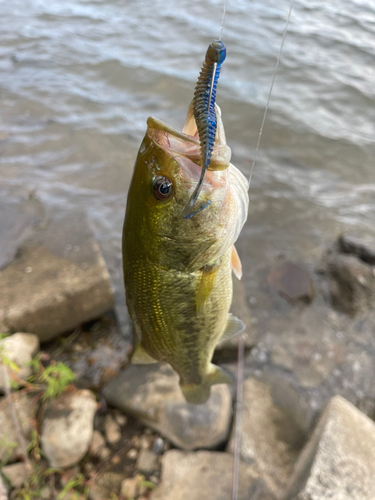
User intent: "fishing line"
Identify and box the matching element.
[247,0,295,188]
[219,0,228,41]
[231,2,294,500]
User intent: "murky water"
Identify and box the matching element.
[1,0,375,323]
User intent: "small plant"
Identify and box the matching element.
[57,473,86,500]
[27,429,41,461]
[0,437,17,467]
[39,362,76,400]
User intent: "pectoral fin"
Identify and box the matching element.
[218,314,245,344]
[195,264,219,315]
[131,343,158,364]
[231,245,242,280]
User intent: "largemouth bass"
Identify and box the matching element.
[123,102,249,404]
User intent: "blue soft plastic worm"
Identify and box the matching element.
[181,40,226,219]
[194,40,226,176]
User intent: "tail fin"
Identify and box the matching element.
[180,364,233,405]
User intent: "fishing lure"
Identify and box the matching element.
[181,40,226,218]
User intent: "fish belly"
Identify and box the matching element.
[124,249,233,393]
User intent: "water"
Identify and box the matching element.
[1,0,375,318]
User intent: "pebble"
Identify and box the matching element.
[1,462,28,489]
[114,413,127,426]
[104,414,121,445]
[89,430,105,457]
[0,333,40,391]
[136,449,159,474]
[99,446,111,460]
[0,392,37,462]
[41,390,97,468]
[88,472,123,500]
[152,437,164,455]
[127,448,138,459]
[121,477,139,499]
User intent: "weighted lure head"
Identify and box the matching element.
[206,40,226,65]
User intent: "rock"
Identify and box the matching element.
[89,430,105,457]
[284,396,375,499]
[44,316,130,391]
[0,195,46,270]
[0,212,114,342]
[152,437,164,455]
[228,378,301,497]
[121,477,139,499]
[0,392,37,463]
[326,254,375,316]
[40,486,52,499]
[99,447,111,461]
[127,448,138,459]
[136,449,158,474]
[103,363,232,450]
[267,261,314,304]
[104,414,121,445]
[0,475,7,500]
[1,463,27,489]
[0,333,39,391]
[338,233,375,265]
[88,472,123,500]
[41,390,97,468]
[150,450,274,500]
[114,413,127,426]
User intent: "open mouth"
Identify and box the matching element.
[146,102,231,172]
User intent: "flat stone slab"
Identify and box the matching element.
[0,212,114,342]
[284,396,375,500]
[151,450,274,500]
[103,363,232,450]
[228,378,301,497]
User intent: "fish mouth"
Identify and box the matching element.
[146,102,231,172]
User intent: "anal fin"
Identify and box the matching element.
[218,313,245,344]
[131,343,158,364]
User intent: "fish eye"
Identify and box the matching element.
[153,176,173,200]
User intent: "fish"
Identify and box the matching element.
[122,101,249,404]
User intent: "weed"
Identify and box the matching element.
[39,362,76,400]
